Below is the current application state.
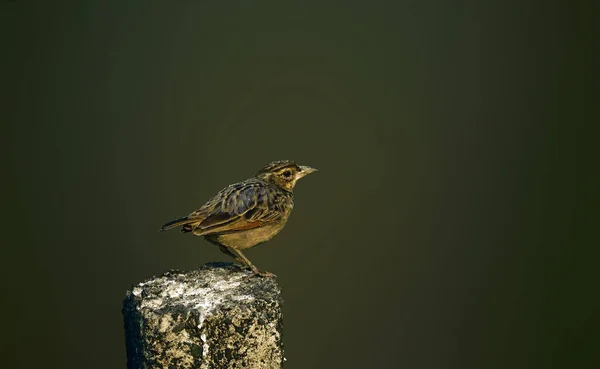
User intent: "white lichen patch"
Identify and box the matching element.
[136,270,253,315]
[201,333,209,359]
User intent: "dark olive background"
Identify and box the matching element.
[4,1,596,368]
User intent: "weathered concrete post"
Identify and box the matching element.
[122,262,284,369]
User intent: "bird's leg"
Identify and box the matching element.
[218,245,244,267]
[230,248,259,273]
[230,248,274,277]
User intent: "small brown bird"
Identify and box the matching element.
[160,160,317,276]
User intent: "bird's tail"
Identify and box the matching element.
[159,216,196,232]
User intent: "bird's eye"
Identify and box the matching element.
[282,170,292,178]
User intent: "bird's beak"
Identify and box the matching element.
[297,165,318,179]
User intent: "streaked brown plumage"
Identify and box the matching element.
[160,160,317,276]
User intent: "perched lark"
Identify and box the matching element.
[160,160,317,276]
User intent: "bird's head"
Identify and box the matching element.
[256,160,318,192]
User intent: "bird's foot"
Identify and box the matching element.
[243,267,276,278]
[256,270,276,278]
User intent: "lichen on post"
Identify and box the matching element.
[122,262,284,369]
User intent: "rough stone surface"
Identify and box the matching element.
[123,262,284,369]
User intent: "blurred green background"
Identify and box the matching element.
[4,1,596,368]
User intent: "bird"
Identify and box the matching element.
[159,160,317,277]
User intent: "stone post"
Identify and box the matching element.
[123,263,284,369]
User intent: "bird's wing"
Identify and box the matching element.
[191,181,283,236]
